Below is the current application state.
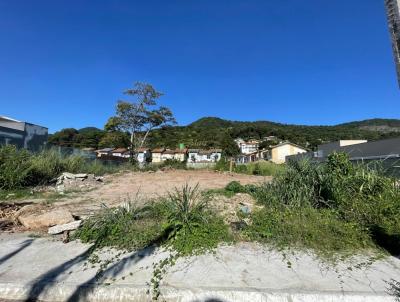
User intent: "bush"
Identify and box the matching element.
[0,145,33,190]
[159,159,187,170]
[0,145,123,191]
[249,153,400,256]
[215,158,284,177]
[225,181,246,194]
[246,206,374,259]
[75,184,232,256]
[74,202,167,251]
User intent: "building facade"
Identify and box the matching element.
[385,0,400,86]
[0,116,48,152]
[187,149,222,163]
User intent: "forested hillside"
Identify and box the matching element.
[49,117,400,154]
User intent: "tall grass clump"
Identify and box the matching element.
[215,157,283,177]
[246,152,400,257]
[0,145,122,190]
[75,184,232,256]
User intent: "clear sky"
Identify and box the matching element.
[0,0,398,133]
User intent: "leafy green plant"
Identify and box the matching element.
[0,146,124,192]
[247,153,400,256]
[245,206,374,260]
[74,201,166,251]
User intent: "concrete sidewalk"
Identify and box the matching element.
[0,233,399,302]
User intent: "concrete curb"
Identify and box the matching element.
[0,282,395,302]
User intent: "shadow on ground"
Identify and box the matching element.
[65,245,156,302]
[0,239,34,266]
[25,247,93,302]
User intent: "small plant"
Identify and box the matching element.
[225,181,246,194]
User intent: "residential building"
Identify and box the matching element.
[287,137,400,166]
[173,148,188,162]
[151,148,165,163]
[187,149,222,163]
[0,115,48,152]
[95,148,114,157]
[161,149,176,161]
[385,0,400,86]
[266,141,308,164]
[235,138,259,154]
[315,140,368,158]
[111,148,130,158]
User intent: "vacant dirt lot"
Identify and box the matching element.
[82,169,267,201]
[4,170,268,221]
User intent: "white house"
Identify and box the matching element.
[151,148,165,163]
[161,149,176,161]
[187,149,222,163]
[111,148,130,158]
[95,148,114,157]
[235,138,260,154]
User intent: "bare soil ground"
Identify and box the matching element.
[2,170,268,225]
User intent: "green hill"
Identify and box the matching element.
[49,117,400,154]
[149,117,400,152]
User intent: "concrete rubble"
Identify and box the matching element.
[55,172,104,193]
[48,220,82,235]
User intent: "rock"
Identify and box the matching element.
[95,176,104,182]
[240,205,251,214]
[62,172,77,179]
[74,173,88,179]
[16,205,74,230]
[48,220,82,235]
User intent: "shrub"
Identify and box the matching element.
[246,206,374,259]
[163,184,232,255]
[0,145,33,190]
[249,153,400,256]
[159,159,187,170]
[75,184,232,256]
[0,145,123,191]
[225,181,246,194]
[74,202,167,251]
[215,158,284,177]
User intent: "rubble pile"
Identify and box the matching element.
[55,172,104,193]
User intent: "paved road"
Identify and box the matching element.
[0,232,399,301]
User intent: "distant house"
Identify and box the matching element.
[136,148,151,163]
[151,148,165,163]
[0,115,48,152]
[267,142,308,164]
[161,149,176,161]
[235,138,259,155]
[315,140,368,158]
[188,149,222,163]
[173,148,188,162]
[236,149,267,164]
[289,138,400,163]
[111,148,130,158]
[95,148,114,157]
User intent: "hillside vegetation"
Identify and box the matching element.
[49,117,400,153]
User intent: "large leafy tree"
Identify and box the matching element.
[106,82,176,159]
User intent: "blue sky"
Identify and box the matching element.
[0,0,398,133]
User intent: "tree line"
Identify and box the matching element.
[49,82,400,156]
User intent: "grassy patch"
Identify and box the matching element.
[246,153,400,258]
[245,206,375,259]
[75,184,232,256]
[215,158,284,176]
[0,145,124,191]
